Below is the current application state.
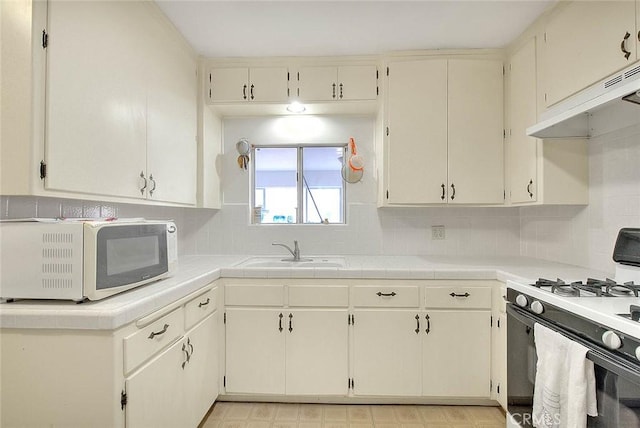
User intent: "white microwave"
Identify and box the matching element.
[0,219,177,302]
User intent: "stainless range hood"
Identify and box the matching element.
[527,63,640,138]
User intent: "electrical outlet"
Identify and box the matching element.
[432,225,445,240]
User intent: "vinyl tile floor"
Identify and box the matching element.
[199,402,506,428]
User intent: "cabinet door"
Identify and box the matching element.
[145,16,197,205]
[184,313,219,427]
[225,308,285,394]
[509,38,538,204]
[543,1,636,107]
[493,312,507,410]
[285,310,348,396]
[125,337,186,428]
[46,1,147,198]
[338,65,377,101]
[298,66,339,101]
[353,310,422,396]
[249,67,290,102]
[210,68,249,102]
[422,310,491,397]
[386,60,448,204]
[448,59,504,204]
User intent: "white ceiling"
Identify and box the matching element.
[155,1,555,58]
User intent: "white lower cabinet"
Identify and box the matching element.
[225,308,286,394]
[422,310,491,397]
[353,310,422,396]
[224,307,349,396]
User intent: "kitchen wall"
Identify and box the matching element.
[6,110,638,269]
[520,104,640,274]
[179,115,521,257]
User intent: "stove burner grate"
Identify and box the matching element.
[533,278,639,297]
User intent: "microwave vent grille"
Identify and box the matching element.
[42,248,73,259]
[42,263,73,274]
[42,232,74,244]
[42,278,73,289]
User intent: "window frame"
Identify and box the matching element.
[251,143,347,225]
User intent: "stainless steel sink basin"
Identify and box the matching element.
[236,257,346,268]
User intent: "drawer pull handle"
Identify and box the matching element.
[425,314,431,334]
[148,323,169,339]
[376,291,397,297]
[449,292,470,298]
[198,298,210,308]
[278,313,283,332]
[187,337,194,360]
[621,32,632,60]
[289,313,294,332]
[415,314,420,334]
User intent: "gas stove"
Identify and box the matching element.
[532,277,640,297]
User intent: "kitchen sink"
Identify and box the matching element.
[235,257,346,268]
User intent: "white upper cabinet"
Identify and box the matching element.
[297,65,377,101]
[447,59,504,204]
[45,1,148,200]
[44,1,197,205]
[386,60,448,204]
[383,58,504,206]
[508,38,538,204]
[208,67,290,103]
[542,1,638,107]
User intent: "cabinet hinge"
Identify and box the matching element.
[490,315,493,327]
[39,161,47,180]
[209,88,212,99]
[224,312,226,324]
[120,391,127,410]
[376,86,379,96]
[42,30,48,49]
[386,66,389,76]
[209,73,212,83]
[386,190,389,200]
[297,72,300,81]
[287,72,290,81]
[376,69,379,79]
[223,376,226,387]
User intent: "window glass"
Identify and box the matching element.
[253,145,345,224]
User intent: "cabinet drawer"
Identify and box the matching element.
[225,284,284,306]
[425,287,491,309]
[353,286,419,308]
[185,287,218,330]
[288,285,349,307]
[124,308,184,374]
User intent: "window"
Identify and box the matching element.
[253,145,346,224]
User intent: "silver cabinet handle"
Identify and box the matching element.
[425,314,431,334]
[181,343,188,369]
[198,298,210,308]
[278,313,283,332]
[376,291,396,297]
[289,313,293,333]
[450,292,470,298]
[242,84,247,100]
[621,32,632,60]
[527,179,534,198]
[415,314,420,334]
[250,84,254,100]
[139,171,147,195]
[339,83,343,99]
[441,183,446,200]
[332,83,336,99]
[149,174,156,196]
[148,323,169,339]
[450,183,456,200]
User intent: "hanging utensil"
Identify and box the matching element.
[342,137,363,183]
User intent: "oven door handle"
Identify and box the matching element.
[507,304,640,385]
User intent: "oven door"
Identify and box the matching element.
[507,304,640,428]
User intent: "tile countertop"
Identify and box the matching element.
[0,255,612,331]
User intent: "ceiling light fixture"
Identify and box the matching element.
[286,101,306,113]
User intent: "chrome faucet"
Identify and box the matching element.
[272,240,301,261]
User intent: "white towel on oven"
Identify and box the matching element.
[532,323,597,428]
